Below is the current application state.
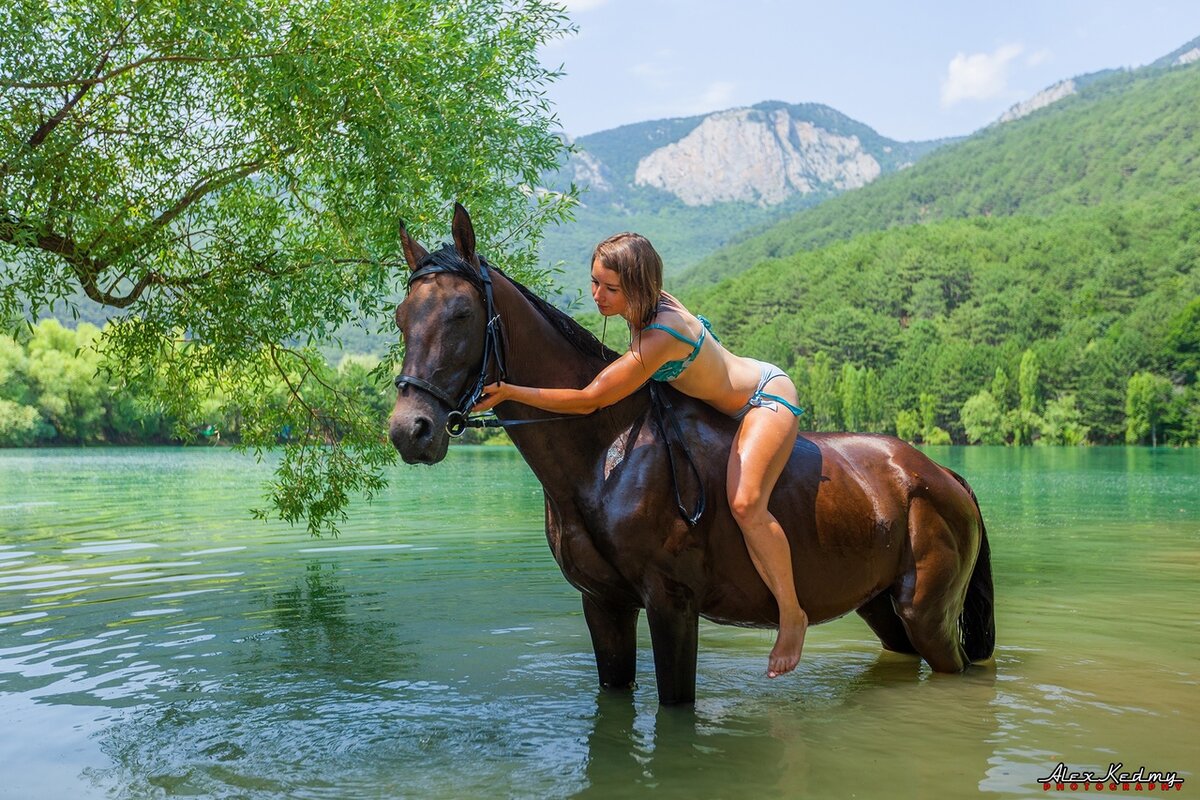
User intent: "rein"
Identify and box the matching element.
[394,254,705,527]
[648,384,706,528]
[393,255,573,436]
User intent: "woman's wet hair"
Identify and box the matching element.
[592,232,663,330]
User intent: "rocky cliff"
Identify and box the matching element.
[632,107,883,206]
[546,101,940,210]
[996,79,1078,124]
[536,103,946,297]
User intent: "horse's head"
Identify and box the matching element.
[388,204,490,464]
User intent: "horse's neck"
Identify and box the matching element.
[493,279,600,394]
[490,273,647,484]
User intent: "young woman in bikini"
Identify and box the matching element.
[472,232,807,678]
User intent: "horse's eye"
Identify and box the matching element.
[448,303,473,321]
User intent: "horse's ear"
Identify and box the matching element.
[399,220,429,272]
[451,202,479,267]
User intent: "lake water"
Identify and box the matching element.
[0,446,1196,798]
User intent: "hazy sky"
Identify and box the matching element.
[541,1,1200,141]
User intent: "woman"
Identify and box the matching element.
[473,232,807,678]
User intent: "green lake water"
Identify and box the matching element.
[0,446,1196,798]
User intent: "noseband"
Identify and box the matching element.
[393,250,705,527]
[394,255,507,437]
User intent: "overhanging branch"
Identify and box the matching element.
[1,49,300,92]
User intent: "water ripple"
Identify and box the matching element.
[0,446,1196,799]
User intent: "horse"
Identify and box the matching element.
[388,205,994,705]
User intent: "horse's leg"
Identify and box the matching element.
[894,496,971,673]
[856,591,919,655]
[644,580,699,705]
[582,596,639,691]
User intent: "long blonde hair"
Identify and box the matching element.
[592,232,663,330]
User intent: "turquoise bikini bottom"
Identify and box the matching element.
[732,361,804,420]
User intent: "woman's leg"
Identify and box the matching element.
[727,388,804,678]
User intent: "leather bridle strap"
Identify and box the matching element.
[393,373,458,410]
[393,255,506,436]
[394,253,706,527]
[648,383,706,528]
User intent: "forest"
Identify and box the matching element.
[680,196,1200,445]
[652,54,1200,446]
[5,22,1198,453]
[0,319,395,447]
[679,63,1200,291]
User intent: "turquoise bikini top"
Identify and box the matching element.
[645,316,717,382]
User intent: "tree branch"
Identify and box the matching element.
[24,15,136,150]
[2,212,155,308]
[2,50,301,91]
[148,151,290,235]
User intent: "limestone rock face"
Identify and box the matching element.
[1175,47,1200,66]
[997,79,1077,124]
[570,149,611,193]
[632,108,881,207]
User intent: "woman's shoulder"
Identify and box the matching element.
[644,305,692,335]
[658,290,690,313]
[655,292,697,323]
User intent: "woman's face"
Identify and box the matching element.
[590,260,627,319]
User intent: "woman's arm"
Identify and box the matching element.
[473,333,674,415]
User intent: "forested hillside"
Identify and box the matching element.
[538,101,948,301]
[660,43,1200,446]
[680,62,1200,290]
[684,194,1198,445]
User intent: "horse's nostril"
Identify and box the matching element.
[412,416,432,442]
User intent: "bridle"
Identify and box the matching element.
[393,254,508,437]
[393,250,706,527]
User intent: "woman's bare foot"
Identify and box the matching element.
[767,612,808,678]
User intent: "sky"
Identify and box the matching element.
[541,1,1200,142]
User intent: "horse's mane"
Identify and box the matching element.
[415,244,619,364]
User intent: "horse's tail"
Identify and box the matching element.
[948,469,995,663]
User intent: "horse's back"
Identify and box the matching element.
[572,397,980,630]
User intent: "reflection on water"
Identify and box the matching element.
[0,446,1197,798]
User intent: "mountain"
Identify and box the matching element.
[1149,34,1200,68]
[994,78,1079,125]
[677,50,1200,292]
[537,102,948,301]
[669,39,1200,445]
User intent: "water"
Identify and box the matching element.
[0,446,1196,798]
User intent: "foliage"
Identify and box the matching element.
[1125,372,1174,445]
[960,391,1005,445]
[680,61,1200,291]
[685,198,1200,445]
[0,319,397,448]
[894,409,920,442]
[1,0,573,533]
[0,397,44,445]
[1164,297,1200,384]
[1040,394,1090,446]
[919,392,952,445]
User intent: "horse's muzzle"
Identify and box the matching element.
[389,408,450,464]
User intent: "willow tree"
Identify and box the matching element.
[1,0,575,532]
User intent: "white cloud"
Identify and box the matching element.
[630,61,671,82]
[940,44,1024,107]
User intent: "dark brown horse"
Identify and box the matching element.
[389,206,994,705]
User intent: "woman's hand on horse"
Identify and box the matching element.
[473,382,509,413]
